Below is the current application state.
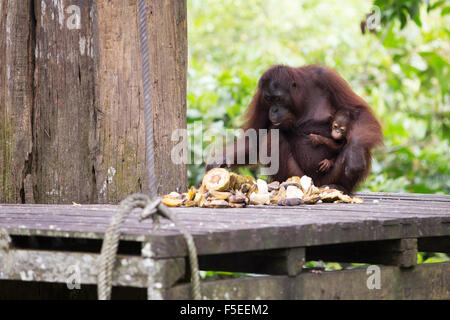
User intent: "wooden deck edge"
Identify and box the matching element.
[165,262,450,300]
[0,248,185,289]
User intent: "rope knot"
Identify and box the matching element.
[139,198,163,230]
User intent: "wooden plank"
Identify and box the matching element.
[306,239,418,267]
[1,202,449,227]
[0,247,184,289]
[166,262,450,300]
[1,198,449,218]
[199,247,305,276]
[357,192,450,202]
[0,196,448,258]
[167,275,292,300]
[1,214,448,258]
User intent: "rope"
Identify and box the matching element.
[97,194,149,300]
[97,2,201,300]
[140,199,202,300]
[97,194,202,300]
[138,0,157,199]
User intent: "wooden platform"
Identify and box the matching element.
[0,192,449,299]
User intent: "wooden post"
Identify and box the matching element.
[0,0,187,204]
[0,1,35,204]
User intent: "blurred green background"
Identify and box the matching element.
[186,0,449,194]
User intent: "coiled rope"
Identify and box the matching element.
[97,0,201,300]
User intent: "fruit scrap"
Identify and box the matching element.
[202,168,231,192]
[351,197,364,204]
[256,179,269,194]
[229,191,248,204]
[187,186,196,201]
[268,181,280,192]
[160,168,364,208]
[302,194,321,204]
[249,192,270,205]
[161,192,184,207]
[285,185,304,199]
[209,190,232,201]
[206,199,230,208]
[201,168,256,192]
[278,198,303,206]
[249,179,272,205]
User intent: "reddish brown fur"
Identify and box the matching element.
[208,65,383,194]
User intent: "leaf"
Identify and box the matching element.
[428,0,447,11]
[399,9,408,29]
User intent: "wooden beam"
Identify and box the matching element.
[0,247,184,289]
[166,262,450,300]
[199,248,305,276]
[141,241,186,300]
[306,239,418,267]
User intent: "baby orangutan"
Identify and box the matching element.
[309,109,354,172]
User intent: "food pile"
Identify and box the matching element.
[162,168,364,208]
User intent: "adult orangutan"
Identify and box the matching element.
[206,65,383,194]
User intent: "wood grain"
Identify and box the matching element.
[0,0,35,203]
[0,193,448,258]
[1,0,188,204]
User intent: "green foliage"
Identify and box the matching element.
[417,252,450,263]
[374,0,450,29]
[187,0,450,194]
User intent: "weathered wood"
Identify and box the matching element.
[357,192,450,202]
[0,0,35,203]
[141,241,186,300]
[0,195,448,258]
[199,248,305,276]
[0,193,448,300]
[0,0,187,204]
[95,0,187,200]
[146,0,188,195]
[167,275,292,300]
[306,239,418,267]
[166,262,450,300]
[0,280,146,299]
[1,248,144,288]
[0,246,184,289]
[32,0,97,204]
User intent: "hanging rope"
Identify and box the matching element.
[97,0,201,300]
[138,0,158,199]
[97,194,201,300]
